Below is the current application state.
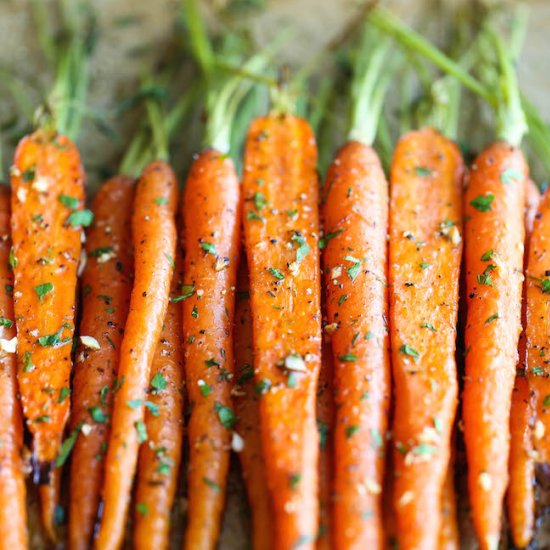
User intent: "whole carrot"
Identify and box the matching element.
[462,141,526,549]
[68,175,134,550]
[323,140,390,549]
[322,30,391,548]
[0,185,27,549]
[233,261,273,550]
[94,160,178,550]
[181,148,241,550]
[507,178,540,549]
[526,187,550,460]
[439,458,459,550]
[389,128,463,549]
[134,248,184,550]
[243,112,321,550]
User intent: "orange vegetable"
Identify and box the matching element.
[68,175,134,549]
[389,128,463,549]
[322,140,390,549]
[0,185,27,549]
[526,187,550,461]
[10,130,86,540]
[462,142,527,550]
[242,113,322,550]
[233,260,273,550]
[94,161,178,550]
[507,178,540,549]
[182,149,241,550]
[134,248,185,550]
[439,449,459,550]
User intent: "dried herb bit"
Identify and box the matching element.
[500,168,522,185]
[291,232,310,262]
[135,420,148,443]
[477,264,496,286]
[35,282,54,301]
[339,354,357,363]
[267,267,285,280]
[55,421,83,467]
[485,312,499,325]
[67,209,94,228]
[214,401,236,429]
[151,371,167,392]
[0,317,13,328]
[59,194,79,209]
[203,477,221,492]
[481,249,494,262]
[345,425,360,438]
[399,344,420,360]
[170,284,195,303]
[200,242,217,255]
[470,194,495,212]
[414,166,432,177]
[319,229,343,250]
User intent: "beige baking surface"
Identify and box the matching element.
[1,0,550,548]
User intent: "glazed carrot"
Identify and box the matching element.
[68,175,134,550]
[389,128,463,549]
[94,161,178,550]
[10,131,86,541]
[233,261,273,550]
[181,149,241,550]
[39,470,60,543]
[242,113,322,549]
[323,141,390,549]
[507,178,540,549]
[462,142,527,549]
[134,248,184,550]
[0,185,27,549]
[526,187,550,461]
[439,458,459,550]
[316,337,333,550]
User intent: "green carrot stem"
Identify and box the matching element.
[375,114,393,174]
[348,26,392,145]
[369,8,494,105]
[182,0,215,76]
[522,96,550,179]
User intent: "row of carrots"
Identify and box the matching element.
[1,3,550,550]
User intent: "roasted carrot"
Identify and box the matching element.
[526,186,550,461]
[134,247,184,550]
[68,175,134,550]
[10,131,86,541]
[389,128,463,549]
[0,185,27,549]
[94,161,178,550]
[507,178,540,549]
[242,113,321,549]
[233,260,273,550]
[323,141,390,549]
[181,148,241,550]
[316,337,333,550]
[462,142,527,549]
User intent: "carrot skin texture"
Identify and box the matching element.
[316,337,333,550]
[242,114,322,550]
[11,131,85,465]
[526,187,550,463]
[0,186,28,549]
[233,261,273,550]
[182,149,241,550]
[69,176,134,550]
[323,141,390,550]
[134,250,184,550]
[389,128,463,550]
[462,142,527,550]
[94,161,178,550]
[507,179,539,549]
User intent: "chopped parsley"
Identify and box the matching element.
[67,209,94,228]
[0,317,13,328]
[470,194,495,212]
[319,229,343,250]
[500,168,522,185]
[88,405,107,424]
[135,420,148,443]
[346,425,360,438]
[291,232,310,262]
[154,197,168,205]
[55,422,83,467]
[59,195,79,209]
[268,267,285,280]
[170,284,195,302]
[214,401,236,429]
[200,242,217,255]
[151,372,167,392]
[399,344,419,360]
[421,323,436,332]
[339,354,357,363]
[481,249,494,262]
[485,312,499,325]
[35,282,54,301]
[415,166,432,177]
